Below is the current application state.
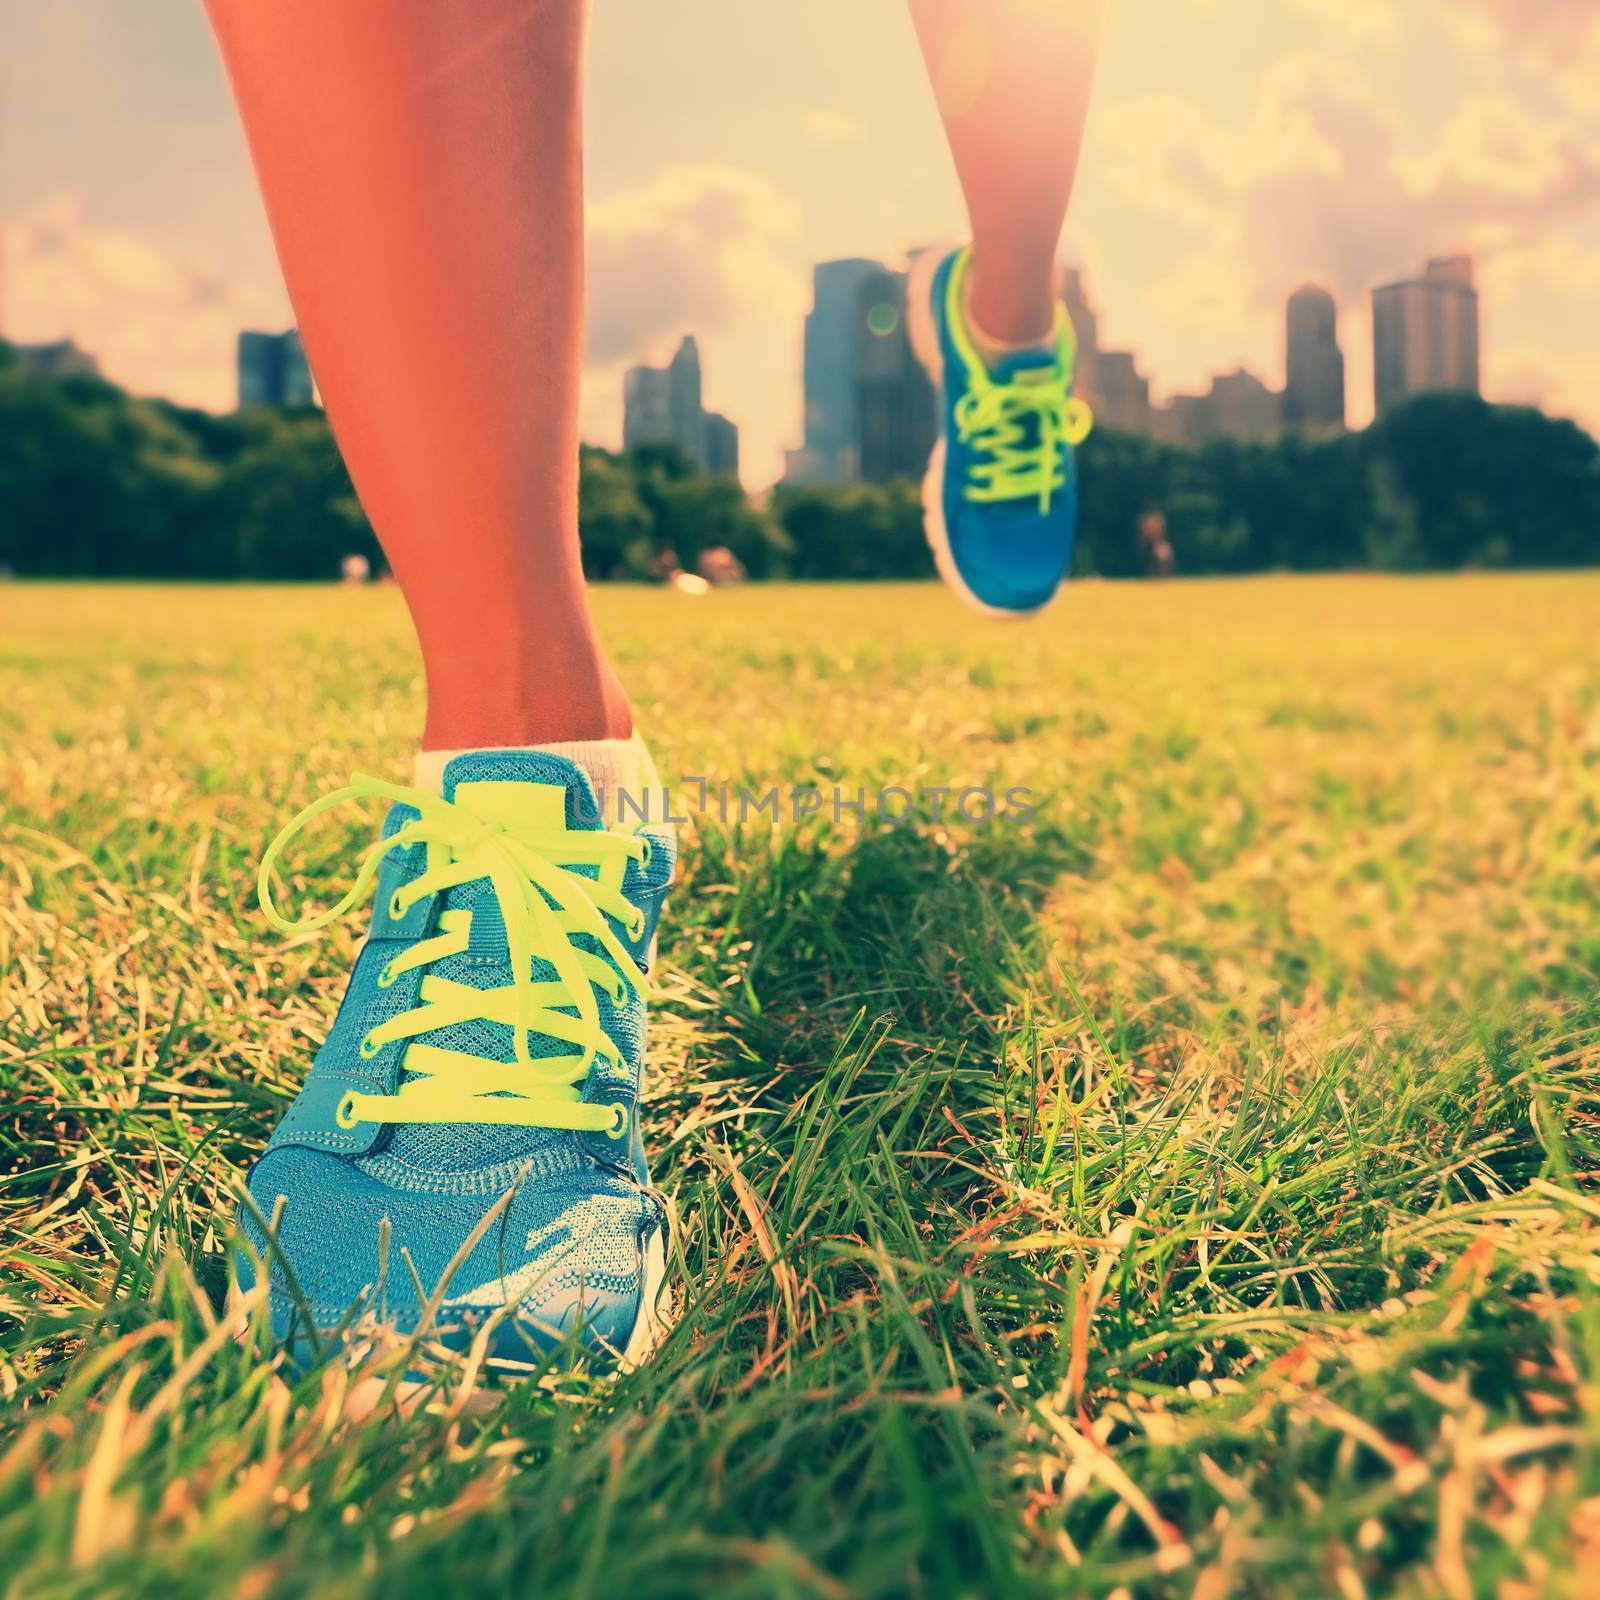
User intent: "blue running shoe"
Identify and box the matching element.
[235,748,675,1374]
[908,243,1093,618]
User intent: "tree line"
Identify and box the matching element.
[2,339,1596,582]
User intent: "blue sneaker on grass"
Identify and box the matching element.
[908,243,1093,618]
[235,748,674,1375]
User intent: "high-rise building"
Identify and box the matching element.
[784,256,935,485]
[1371,256,1480,417]
[1210,369,1281,441]
[1061,267,1100,399]
[237,329,314,409]
[853,264,936,484]
[1283,284,1345,429]
[1092,351,1153,436]
[788,258,882,484]
[703,411,740,479]
[1060,267,1151,435]
[623,363,671,452]
[1156,368,1279,446]
[666,335,704,461]
[623,334,739,475]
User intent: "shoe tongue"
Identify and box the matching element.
[369,749,607,1178]
[439,749,603,832]
[989,348,1060,385]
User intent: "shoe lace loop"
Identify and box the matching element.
[258,775,649,1132]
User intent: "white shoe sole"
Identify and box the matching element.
[617,1221,671,1370]
[906,246,1054,623]
[241,1215,673,1419]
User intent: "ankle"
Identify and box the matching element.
[964,255,1056,357]
[419,643,633,751]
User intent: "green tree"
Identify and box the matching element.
[204,412,375,579]
[772,481,932,581]
[1074,428,1179,577]
[578,446,654,579]
[1368,394,1600,569]
[2,340,1596,583]
[0,361,216,578]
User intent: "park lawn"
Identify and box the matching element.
[1,573,1598,1598]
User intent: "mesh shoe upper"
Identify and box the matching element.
[237,750,675,1366]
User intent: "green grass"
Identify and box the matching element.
[2,575,1598,1598]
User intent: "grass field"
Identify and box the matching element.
[3,575,1599,1598]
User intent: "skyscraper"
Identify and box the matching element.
[1060,267,1151,435]
[1090,351,1153,436]
[1155,369,1279,446]
[853,264,936,484]
[1060,267,1100,403]
[1371,256,1480,417]
[236,329,314,409]
[787,258,881,484]
[666,335,704,462]
[622,363,671,452]
[1208,369,1281,440]
[622,334,739,475]
[1283,284,1345,429]
[783,257,934,485]
[703,411,740,479]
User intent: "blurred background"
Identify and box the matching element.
[2,0,1597,584]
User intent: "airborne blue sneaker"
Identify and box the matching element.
[234,746,675,1375]
[908,243,1093,618]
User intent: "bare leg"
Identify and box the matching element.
[205,0,630,750]
[909,0,1104,348]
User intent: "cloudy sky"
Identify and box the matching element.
[4,0,1598,483]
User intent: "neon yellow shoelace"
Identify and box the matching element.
[943,243,1094,514]
[955,378,1094,513]
[258,775,650,1136]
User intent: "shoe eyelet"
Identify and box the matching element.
[604,1102,629,1140]
[638,838,653,870]
[388,892,407,922]
[627,909,646,940]
[611,979,629,1007]
[335,1091,361,1130]
[376,962,397,989]
[358,1033,380,1060]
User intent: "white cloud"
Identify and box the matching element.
[584,163,804,367]
[1488,342,1600,436]
[1101,56,1600,311]
[1483,234,1600,299]
[1,191,284,409]
[4,170,808,483]
[581,163,808,481]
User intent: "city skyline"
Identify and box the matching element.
[3,1,1597,482]
[23,238,1489,478]
[4,227,1514,487]
[776,245,1479,476]
[28,232,1484,470]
